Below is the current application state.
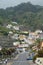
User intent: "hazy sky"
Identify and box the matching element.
[0,0,43,9]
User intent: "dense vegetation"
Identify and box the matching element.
[33,49,43,62]
[0,48,16,59]
[0,2,43,30]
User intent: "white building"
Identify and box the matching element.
[39,33,43,39]
[13,26,19,30]
[29,32,37,40]
[35,30,42,34]
[6,24,12,29]
[13,42,20,46]
[35,58,43,65]
[19,35,26,41]
[12,22,17,24]
[18,44,29,48]
[17,48,25,52]
[24,38,35,45]
[11,34,19,40]
[9,31,13,34]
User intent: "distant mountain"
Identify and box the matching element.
[0,2,43,31]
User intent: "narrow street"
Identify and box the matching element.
[12,52,36,65]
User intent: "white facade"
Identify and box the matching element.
[39,33,43,39]
[13,26,19,30]
[9,31,13,34]
[18,44,29,48]
[24,38,35,45]
[12,22,17,24]
[13,42,20,46]
[35,30,42,34]
[29,33,37,39]
[11,34,19,39]
[35,58,43,65]
[6,24,12,29]
[17,48,25,52]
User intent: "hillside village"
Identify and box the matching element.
[0,21,43,51]
[0,21,43,65]
[0,1,43,65]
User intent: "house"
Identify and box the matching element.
[17,44,28,52]
[17,48,25,52]
[35,30,42,34]
[21,41,26,44]
[39,33,43,39]
[11,34,19,40]
[28,32,39,40]
[13,26,19,30]
[9,31,13,34]
[24,38,35,45]
[11,22,17,24]
[8,31,13,38]
[28,39,35,45]
[21,31,29,34]
[6,24,12,29]
[18,44,29,48]
[35,58,43,65]
[19,35,26,40]
[13,42,20,46]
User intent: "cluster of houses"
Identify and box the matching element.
[6,23,19,31]
[0,22,43,64]
[0,22,43,52]
[6,23,43,51]
[4,23,43,52]
[7,23,43,65]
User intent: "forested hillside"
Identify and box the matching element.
[0,2,43,31]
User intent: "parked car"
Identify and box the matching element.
[26,56,33,60]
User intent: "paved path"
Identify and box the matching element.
[12,52,36,65]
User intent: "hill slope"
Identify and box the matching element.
[0,2,43,31]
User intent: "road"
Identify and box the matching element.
[12,52,36,65]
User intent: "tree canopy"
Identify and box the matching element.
[0,2,43,31]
